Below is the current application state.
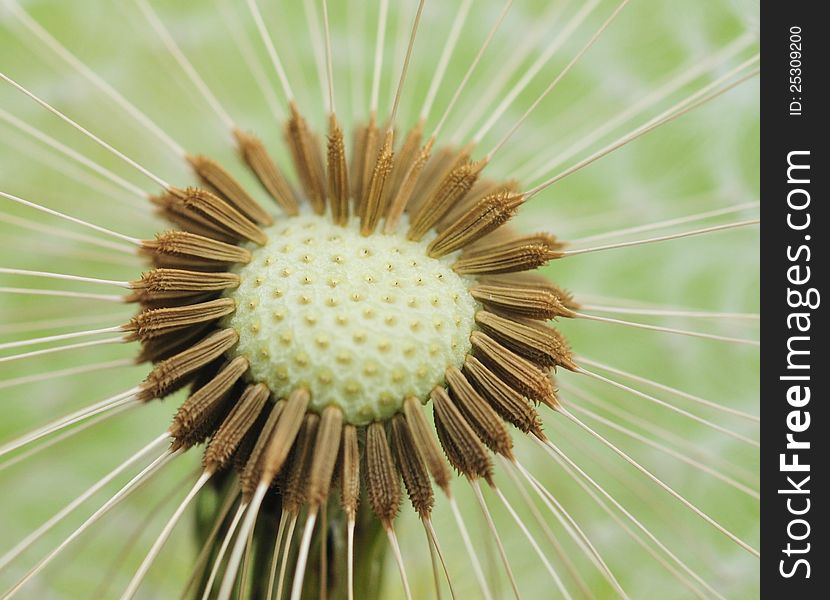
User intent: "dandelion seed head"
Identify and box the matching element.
[224,211,477,424]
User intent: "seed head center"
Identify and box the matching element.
[223,212,477,425]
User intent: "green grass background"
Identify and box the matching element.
[0,0,759,597]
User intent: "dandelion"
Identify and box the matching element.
[0,0,759,598]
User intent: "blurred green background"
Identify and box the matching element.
[0,0,759,598]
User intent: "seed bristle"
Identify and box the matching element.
[470,331,557,407]
[365,421,401,526]
[307,406,344,508]
[124,298,236,342]
[285,101,327,214]
[427,190,524,257]
[390,414,434,518]
[445,366,513,458]
[233,129,300,216]
[471,283,572,320]
[431,386,493,482]
[463,355,544,438]
[475,310,576,370]
[402,396,452,494]
[360,129,395,236]
[169,356,249,449]
[326,114,350,226]
[187,154,273,226]
[138,328,238,401]
[202,383,270,474]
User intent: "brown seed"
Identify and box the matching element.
[187,154,273,226]
[260,387,311,483]
[438,178,518,231]
[454,233,563,274]
[360,130,395,236]
[282,413,320,512]
[307,406,344,508]
[326,114,350,225]
[239,400,285,494]
[124,298,236,342]
[445,367,513,458]
[357,114,380,212]
[381,120,423,218]
[383,136,433,234]
[463,355,543,437]
[408,158,487,241]
[470,331,557,407]
[390,414,434,517]
[202,383,270,474]
[471,284,572,320]
[431,387,493,481]
[479,273,579,310]
[135,322,215,364]
[139,328,238,401]
[402,396,452,493]
[149,191,238,243]
[427,191,524,257]
[364,421,401,525]
[408,144,469,216]
[349,120,369,205]
[475,310,576,370]
[339,424,360,518]
[169,356,249,448]
[285,101,327,214]
[233,129,300,216]
[169,187,267,245]
[129,269,240,301]
[141,231,251,267]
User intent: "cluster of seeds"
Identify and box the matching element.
[115,101,582,591]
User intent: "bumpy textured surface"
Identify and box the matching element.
[223,212,478,424]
